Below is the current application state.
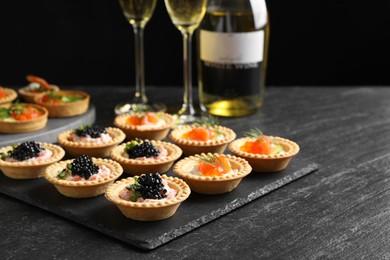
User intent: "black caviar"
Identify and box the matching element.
[10,141,43,161]
[126,141,160,159]
[127,173,167,201]
[75,125,107,138]
[70,155,99,180]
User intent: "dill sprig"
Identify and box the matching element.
[243,128,264,139]
[194,115,219,128]
[197,154,219,166]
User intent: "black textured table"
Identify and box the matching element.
[2,86,389,258]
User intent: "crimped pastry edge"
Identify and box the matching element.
[57,127,126,149]
[105,175,190,208]
[169,124,236,147]
[0,142,65,167]
[44,158,123,187]
[110,140,182,166]
[113,112,174,132]
[228,136,300,160]
[173,153,252,182]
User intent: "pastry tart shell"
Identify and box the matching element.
[0,103,48,134]
[169,125,236,156]
[57,127,126,157]
[173,153,252,195]
[0,143,65,179]
[34,90,90,118]
[0,87,17,104]
[110,140,182,175]
[18,85,59,103]
[44,158,123,198]
[105,175,190,221]
[113,112,174,141]
[229,137,300,172]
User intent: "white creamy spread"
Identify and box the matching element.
[25,82,42,91]
[69,133,112,143]
[5,149,53,163]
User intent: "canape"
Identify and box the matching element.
[18,75,59,103]
[229,128,300,172]
[113,112,174,140]
[0,141,65,179]
[169,123,236,156]
[34,90,90,117]
[0,86,17,105]
[57,125,126,157]
[110,139,182,175]
[173,153,252,195]
[105,173,190,221]
[0,102,48,133]
[44,155,123,198]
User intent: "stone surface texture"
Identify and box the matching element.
[1,86,390,258]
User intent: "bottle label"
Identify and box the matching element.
[199,30,265,97]
[200,30,264,64]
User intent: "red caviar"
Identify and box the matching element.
[126,112,160,126]
[240,136,273,155]
[0,87,7,99]
[198,155,231,176]
[182,128,217,141]
[10,106,43,121]
[40,94,61,105]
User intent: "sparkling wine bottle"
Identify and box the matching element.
[198,0,269,117]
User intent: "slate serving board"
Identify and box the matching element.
[0,105,96,147]
[0,156,319,250]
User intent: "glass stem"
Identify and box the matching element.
[180,30,195,116]
[133,25,148,104]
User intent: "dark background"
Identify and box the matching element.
[0,0,389,87]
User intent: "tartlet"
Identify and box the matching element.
[110,139,182,175]
[44,157,123,198]
[57,126,126,157]
[105,174,190,221]
[18,75,59,103]
[113,112,174,140]
[0,87,17,104]
[0,142,65,179]
[169,124,236,156]
[0,103,48,133]
[229,135,300,172]
[173,153,252,195]
[34,90,90,117]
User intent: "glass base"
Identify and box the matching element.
[114,102,166,115]
[173,106,208,126]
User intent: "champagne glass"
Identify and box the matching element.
[164,0,208,124]
[115,0,166,115]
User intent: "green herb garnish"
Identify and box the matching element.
[48,90,84,103]
[0,107,10,119]
[243,128,264,139]
[197,154,219,166]
[194,115,219,128]
[125,138,142,152]
[127,176,142,202]
[57,163,72,179]
[61,95,84,103]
